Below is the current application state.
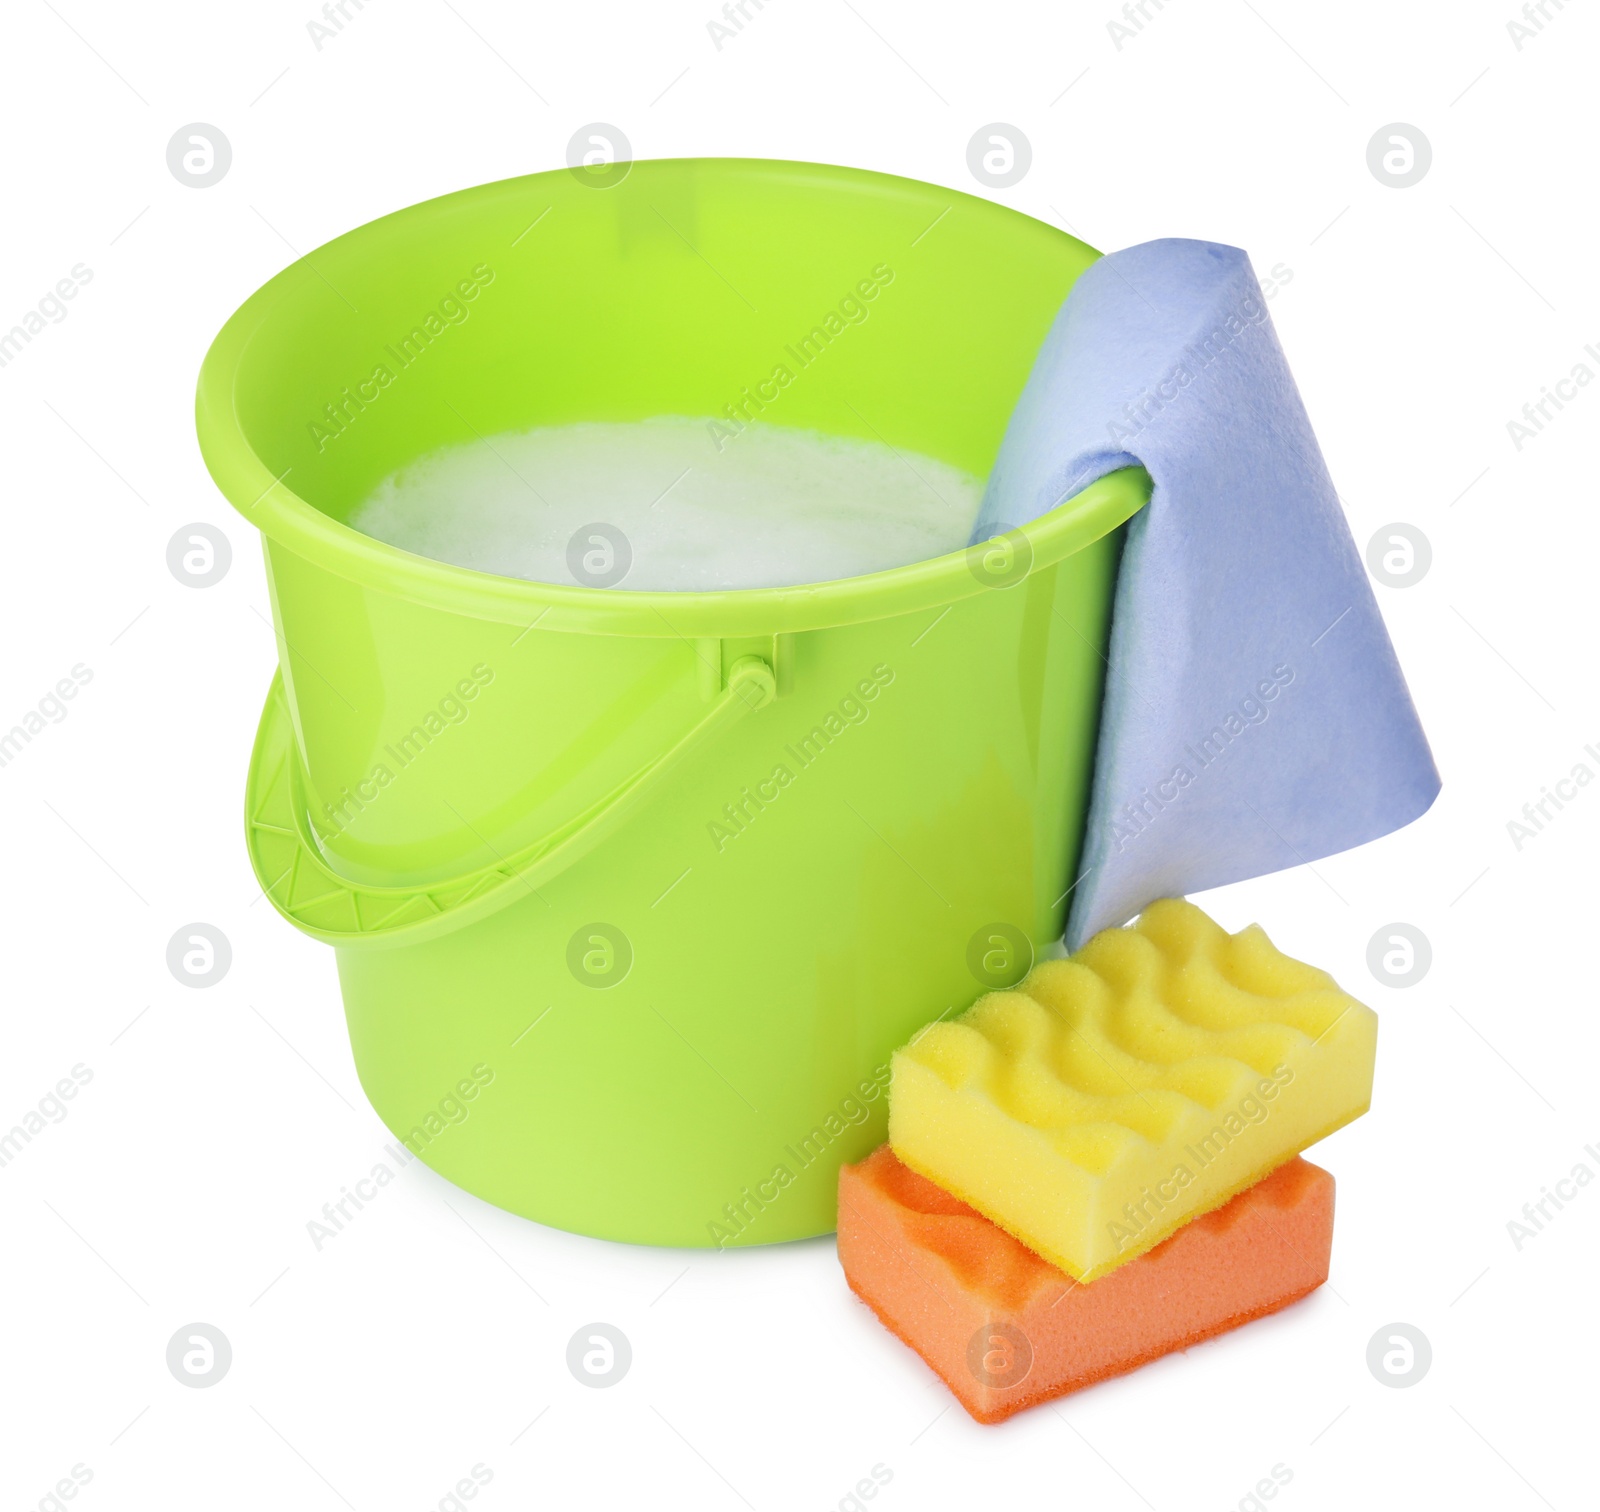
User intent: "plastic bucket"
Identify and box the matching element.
[197,158,1149,1247]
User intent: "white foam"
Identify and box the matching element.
[347,417,983,591]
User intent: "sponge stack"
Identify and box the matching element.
[839,899,1374,1423]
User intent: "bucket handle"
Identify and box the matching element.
[247,655,779,947]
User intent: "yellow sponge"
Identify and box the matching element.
[889,899,1376,1282]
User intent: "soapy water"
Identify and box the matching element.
[348,417,984,591]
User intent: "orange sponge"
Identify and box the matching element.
[838,1145,1333,1424]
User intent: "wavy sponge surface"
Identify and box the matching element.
[839,1144,1334,1423]
[889,898,1374,1281]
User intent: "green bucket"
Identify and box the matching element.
[196,158,1149,1248]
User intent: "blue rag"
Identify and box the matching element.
[975,238,1440,949]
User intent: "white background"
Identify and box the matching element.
[2,2,1596,1508]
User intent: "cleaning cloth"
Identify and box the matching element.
[974,239,1439,948]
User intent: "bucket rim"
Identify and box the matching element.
[197,157,1148,636]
